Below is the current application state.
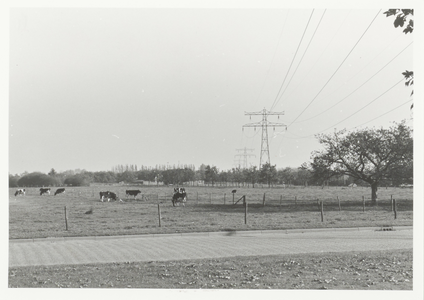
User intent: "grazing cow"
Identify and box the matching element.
[54,188,65,196]
[40,188,51,195]
[172,187,187,207]
[126,190,141,199]
[14,189,25,196]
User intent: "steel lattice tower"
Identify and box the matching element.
[234,147,255,169]
[243,108,286,168]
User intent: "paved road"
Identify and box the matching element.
[9,227,413,267]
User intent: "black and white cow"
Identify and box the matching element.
[14,189,25,196]
[100,191,122,202]
[126,190,141,199]
[54,188,65,196]
[172,187,187,207]
[40,188,51,195]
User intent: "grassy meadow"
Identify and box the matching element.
[9,185,413,239]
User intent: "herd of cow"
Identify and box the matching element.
[13,187,188,207]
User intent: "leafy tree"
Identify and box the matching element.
[383,9,414,34]
[9,174,20,187]
[277,167,296,186]
[17,172,61,187]
[92,171,117,183]
[117,171,137,183]
[48,168,57,176]
[297,163,312,187]
[259,163,278,187]
[243,166,259,188]
[63,174,91,186]
[383,9,414,108]
[204,165,219,186]
[310,122,413,204]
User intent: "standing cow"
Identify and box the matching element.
[126,190,141,199]
[40,188,51,195]
[172,187,187,207]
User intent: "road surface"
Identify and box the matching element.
[9,227,412,267]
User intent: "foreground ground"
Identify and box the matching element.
[9,249,413,289]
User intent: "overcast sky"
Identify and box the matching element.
[7,2,421,175]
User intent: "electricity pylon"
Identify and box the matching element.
[243,108,286,168]
[235,147,255,169]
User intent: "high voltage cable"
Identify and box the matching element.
[253,10,290,108]
[279,97,412,141]
[301,77,406,137]
[269,9,315,111]
[293,41,413,124]
[348,99,413,130]
[271,9,327,111]
[287,9,382,129]
[281,10,352,105]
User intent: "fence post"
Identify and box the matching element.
[280,195,282,207]
[295,196,297,208]
[244,197,248,224]
[64,206,68,231]
[263,193,266,206]
[320,201,324,222]
[210,193,212,204]
[338,196,341,211]
[197,192,199,204]
[158,203,161,227]
[362,196,365,212]
[224,193,226,205]
[393,199,397,219]
[391,195,393,211]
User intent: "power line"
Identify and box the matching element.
[271,9,326,111]
[293,41,413,124]
[253,9,290,108]
[348,99,413,130]
[297,77,406,138]
[281,10,352,105]
[269,9,315,111]
[287,9,382,128]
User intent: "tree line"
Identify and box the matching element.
[9,164,344,188]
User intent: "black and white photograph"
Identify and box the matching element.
[4,0,423,299]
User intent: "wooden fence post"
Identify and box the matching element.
[158,203,161,227]
[338,196,341,211]
[362,196,365,212]
[280,195,282,207]
[320,201,324,222]
[393,199,397,219]
[64,206,68,231]
[224,193,226,205]
[244,197,248,225]
[391,195,393,211]
[295,196,297,208]
[263,193,266,206]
